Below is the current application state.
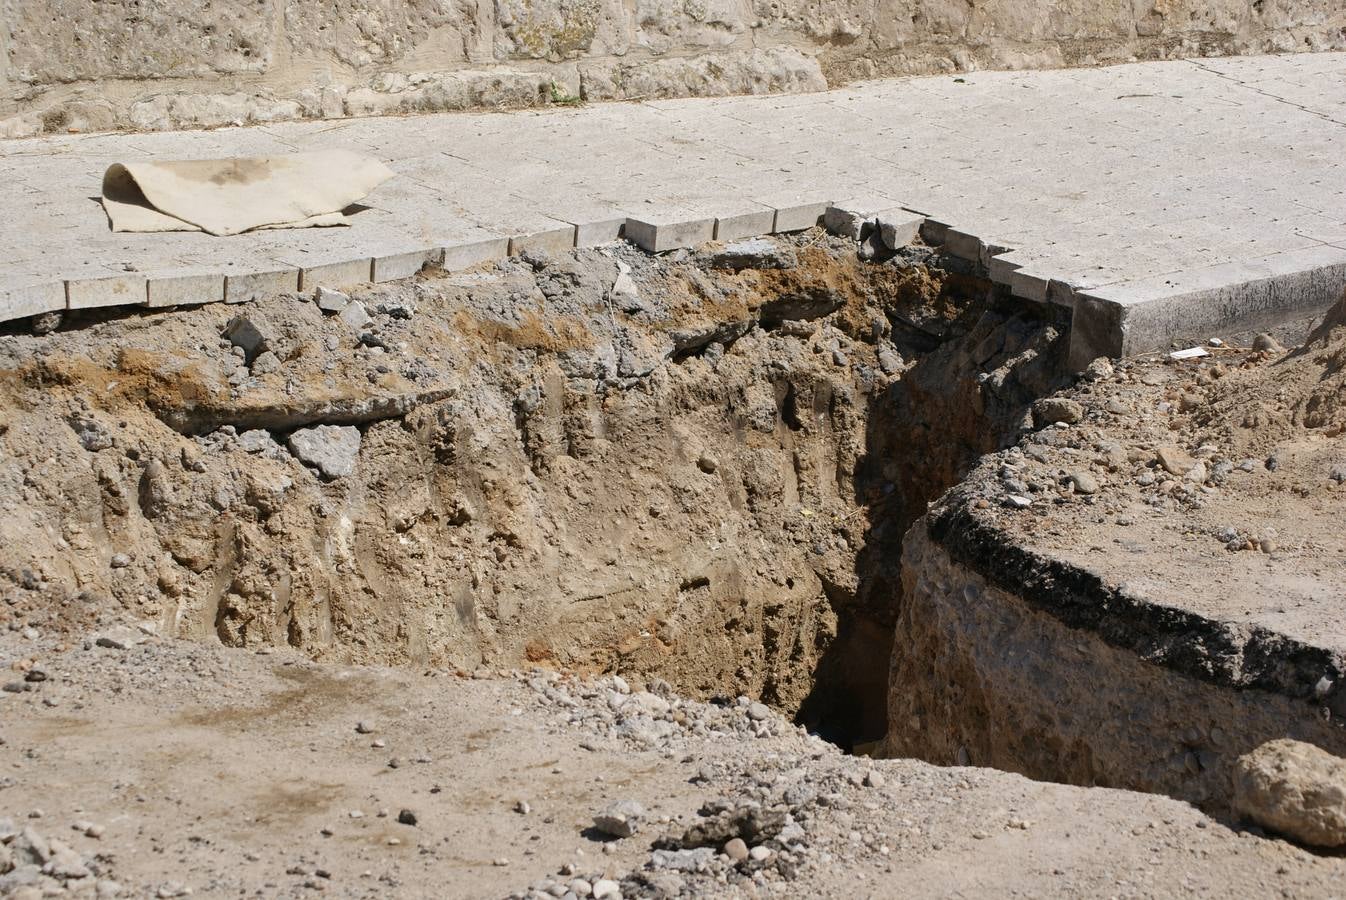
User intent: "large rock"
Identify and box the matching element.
[287,425,362,480]
[1232,739,1346,848]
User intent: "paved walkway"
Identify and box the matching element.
[2,53,1345,357]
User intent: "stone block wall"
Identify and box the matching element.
[2,0,1344,136]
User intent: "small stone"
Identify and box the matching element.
[1233,739,1346,848]
[31,310,63,335]
[746,702,770,721]
[397,809,417,826]
[723,837,749,862]
[250,350,281,375]
[1003,495,1032,509]
[110,553,131,569]
[877,347,903,374]
[1068,471,1100,495]
[355,721,376,734]
[1031,398,1084,428]
[492,857,510,867]
[696,454,718,474]
[748,845,772,862]
[315,286,351,313]
[1155,446,1196,476]
[593,800,645,838]
[339,301,372,330]
[1252,333,1285,353]
[287,425,361,480]
[592,879,621,899]
[864,770,886,789]
[222,316,268,364]
[514,800,531,815]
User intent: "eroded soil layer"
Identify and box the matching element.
[0,232,1066,749]
[888,301,1346,810]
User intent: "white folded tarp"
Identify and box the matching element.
[101,150,395,236]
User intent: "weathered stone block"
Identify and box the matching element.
[300,258,374,292]
[373,247,445,282]
[625,213,716,252]
[494,0,628,61]
[7,0,275,84]
[442,236,510,271]
[66,273,146,310]
[224,268,301,305]
[145,271,227,308]
[0,281,65,320]
[508,224,578,256]
[285,0,477,67]
[714,205,776,242]
[771,201,831,233]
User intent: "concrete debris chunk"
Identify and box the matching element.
[708,238,797,271]
[1233,739,1346,848]
[222,315,269,364]
[593,800,645,839]
[315,286,350,313]
[286,424,361,480]
[822,204,872,241]
[339,301,371,330]
[875,211,923,250]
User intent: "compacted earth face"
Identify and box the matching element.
[1,229,1344,897]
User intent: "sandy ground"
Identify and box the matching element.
[2,629,1344,899]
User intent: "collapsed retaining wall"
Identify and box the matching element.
[3,0,1344,136]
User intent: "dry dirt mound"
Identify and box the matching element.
[1194,289,1346,451]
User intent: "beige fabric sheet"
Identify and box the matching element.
[101,150,395,236]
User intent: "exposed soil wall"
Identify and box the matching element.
[3,0,1344,136]
[0,235,1072,752]
[888,524,1346,811]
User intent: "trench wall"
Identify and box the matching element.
[886,523,1346,812]
[2,0,1344,136]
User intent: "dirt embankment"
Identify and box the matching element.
[0,233,1067,749]
[887,292,1346,809]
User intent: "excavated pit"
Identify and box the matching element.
[0,232,1072,761]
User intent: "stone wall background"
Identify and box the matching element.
[2,0,1343,136]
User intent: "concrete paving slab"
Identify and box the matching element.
[66,270,148,310]
[0,53,1344,359]
[145,268,227,308]
[0,278,65,320]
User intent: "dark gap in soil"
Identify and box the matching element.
[796,284,1073,754]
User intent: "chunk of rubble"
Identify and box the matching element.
[315,286,350,313]
[708,238,797,272]
[1233,739,1346,848]
[593,800,645,839]
[287,424,361,480]
[222,315,269,364]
